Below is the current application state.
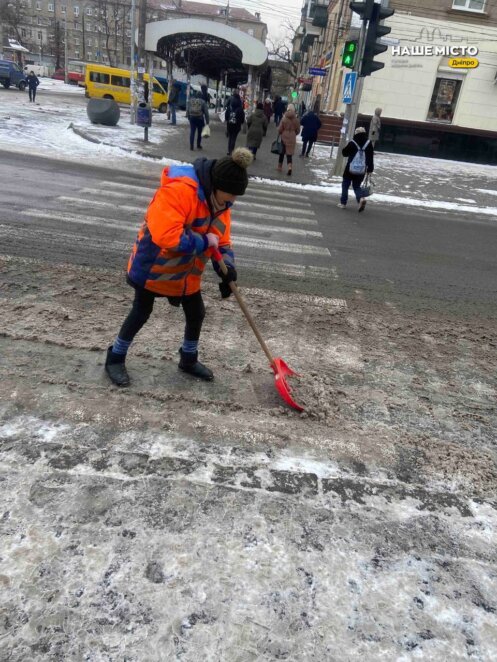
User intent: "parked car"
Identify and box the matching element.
[51,68,85,85]
[0,59,27,90]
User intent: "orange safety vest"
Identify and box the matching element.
[127,164,232,297]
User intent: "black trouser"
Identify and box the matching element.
[29,87,37,102]
[227,126,240,154]
[301,139,315,156]
[119,287,205,345]
[189,117,204,148]
[278,142,292,166]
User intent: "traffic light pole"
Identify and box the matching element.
[332,18,367,176]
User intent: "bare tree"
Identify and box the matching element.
[267,20,298,77]
[0,0,27,44]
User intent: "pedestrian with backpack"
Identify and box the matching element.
[186,91,209,151]
[225,93,245,156]
[338,127,374,212]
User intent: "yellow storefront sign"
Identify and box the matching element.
[449,57,479,69]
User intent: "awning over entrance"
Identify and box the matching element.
[144,18,268,83]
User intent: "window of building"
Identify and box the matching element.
[87,38,92,46]
[247,28,254,36]
[427,77,462,123]
[452,0,485,10]
[74,5,79,15]
[22,28,26,37]
[48,3,53,11]
[74,38,79,45]
[37,15,42,24]
[87,23,92,31]
[74,50,80,57]
[37,31,42,40]
[87,52,92,59]
[61,5,66,13]
[90,71,109,83]
[86,7,92,15]
[36,1,41,9]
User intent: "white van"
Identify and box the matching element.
[23,64,51,77]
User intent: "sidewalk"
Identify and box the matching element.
[70,108,497,218]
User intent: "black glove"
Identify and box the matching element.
[219,281,232,299]
[219,266,237,298]
[220,265,237,284]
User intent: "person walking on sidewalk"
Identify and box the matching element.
[105,147,254,387]
[26,71,39,103]
[225,93,245,155]
[273,96,285,126]
[186,91,209,150]
[263,97,273,124]
[168,80,181,125]
[277,103,300,176]
[369,107,382,147]
[338,127,374,212]
[246,102,268,160]
[300,108,322,158]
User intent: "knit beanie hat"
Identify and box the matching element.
[211,148,253,196]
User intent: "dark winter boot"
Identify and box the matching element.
[105,346,130,387]
[178,348,214,381]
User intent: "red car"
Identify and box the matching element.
[51,68,85,85]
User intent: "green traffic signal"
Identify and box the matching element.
[342,40,358,68]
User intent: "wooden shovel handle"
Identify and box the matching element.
[213,250,275,366]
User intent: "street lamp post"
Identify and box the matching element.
[64,13,68,84]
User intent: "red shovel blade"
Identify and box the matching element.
[271,358,305,412]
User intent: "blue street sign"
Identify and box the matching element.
[308,67,327,76]
[343,71,357,104]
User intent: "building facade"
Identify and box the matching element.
[293,0,497,161]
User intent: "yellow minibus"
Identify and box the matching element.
[85,64,168,112]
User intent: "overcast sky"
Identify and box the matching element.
[212,0,303,42]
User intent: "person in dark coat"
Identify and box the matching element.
[200,84,211,106]
[299,110,322,157]
[273,96,285,126]
[225,93,245,155]
[186,91,209,151]
[338,126,374,212]
[168,80,181,125]
[246,102,268,160]
[26,71,40,103]
[263,98,273,123]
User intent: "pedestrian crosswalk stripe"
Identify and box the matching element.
[78,187,313,212]
[21,209,322,240]
[56,196,318,224]
[236,199,314,214]
[236,257,339,282]
[100,180,308,201]
[235,210,317,227]
[232,237,330,257]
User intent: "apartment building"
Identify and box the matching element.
[1,0,134,70]
[150,0,268,44]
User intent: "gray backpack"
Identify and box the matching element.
[349,140,370,175]
[189,98,203,117]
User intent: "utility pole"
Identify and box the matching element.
[332,11,367,176]
[130,0,137,123]
[64,12,68,84]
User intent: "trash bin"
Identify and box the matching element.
[136,102,152,127]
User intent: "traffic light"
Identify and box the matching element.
[361,2,395,76]
[342,40,358,68]
[349,0,375,20]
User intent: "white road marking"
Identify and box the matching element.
[234,210,318,227]
[22,210,322,240]
[233,237,330,257]
[99,180,308,201]
[78,187,313,213]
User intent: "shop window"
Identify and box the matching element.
[427,77,462,123]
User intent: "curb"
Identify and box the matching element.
[68,122,164,160]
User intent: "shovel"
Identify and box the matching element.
[213,249,304,412]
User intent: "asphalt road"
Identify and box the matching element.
[2,149,496,317]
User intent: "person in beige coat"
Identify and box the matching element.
[277,104,300,175]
